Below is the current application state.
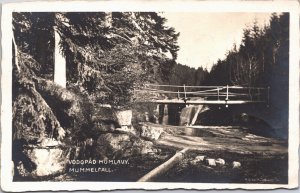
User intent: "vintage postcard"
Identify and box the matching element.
[1,0,299,192]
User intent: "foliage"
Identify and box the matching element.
[12,11,181,146]
[13,12,55,79]
[168,64,209,87]
[201,13,289,134]
[12,57,62,142]
[55,12,180,108]
[204,13,289,88]
[13,12,180,108]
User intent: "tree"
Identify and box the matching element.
[13,12,55,79]
[205,13,289,88]
[13,12,180,107]
[54,12,179,107]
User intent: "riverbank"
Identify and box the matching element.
[40,123,289,183]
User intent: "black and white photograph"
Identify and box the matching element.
[1,0,299,191]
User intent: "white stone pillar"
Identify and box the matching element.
[54,27,66,88]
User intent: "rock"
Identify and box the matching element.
[92,105,117,123]
[190,160,198,166]
[216,158,225,165]
[115,110,132,126]
[97,133,131,151]
[195,155,206,162]
[94,121,116,133]
[23,146,68,177]
[132,140,157,155]
[132,111,150,123]
[206,158,216,167]
[15,161,31,177]
[140,124,163,141]
[191,155,206,165]
[95,133,157,158]
[115,125,137,135]
[14,138,74,178]
[232,161,241,168]
[40,138,61,147]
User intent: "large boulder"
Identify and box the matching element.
[115,110,132,126]
[139,124,163,141]
[92,105,117,123]
[96,133,131,154]
[95,133,157,158]
[15,138,71,178]
[131,139,157,155]
[115,125,137,135]
[25,147,66,177]
[92,121,116,133]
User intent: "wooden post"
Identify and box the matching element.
[249,87,253,101]
[177,90,180,99]
[217,87,220,100]
[267,86,270,107]
[226,85,229,100]
[225,85,229,108]
[183,84,187,100]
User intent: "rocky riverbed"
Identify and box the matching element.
[12,101,288,183]
[156,150,288,183]
[14,122,288,184]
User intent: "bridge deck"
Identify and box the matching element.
[144,99,265,104]
[135,84,269,105]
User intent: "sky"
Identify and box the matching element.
[163,12,272,71]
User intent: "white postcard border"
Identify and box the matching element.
[1,0,299,191]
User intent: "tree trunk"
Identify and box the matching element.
[137,148,189,182]
[12,30,20,73]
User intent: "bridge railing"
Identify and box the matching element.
[135,84,269,104]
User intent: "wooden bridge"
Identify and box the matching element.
[135,84,270,106]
